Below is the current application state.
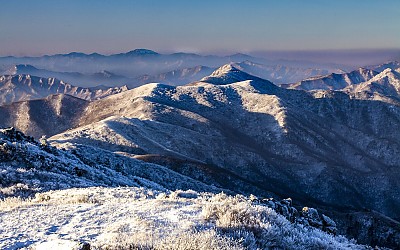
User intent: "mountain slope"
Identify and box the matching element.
[49,66,400,221]
[0,74,128,105]
[0,127,223,198]
[0,64,132,87]
[0,94,88,138]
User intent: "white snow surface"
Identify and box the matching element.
[0,187,198,249]
[0,187,366,250]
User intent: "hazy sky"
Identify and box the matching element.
[1,0,400,56]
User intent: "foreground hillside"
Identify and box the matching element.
[284,63,400,104]
[0,127,224,198]
[1,187,368,250]
[0,128,368,249]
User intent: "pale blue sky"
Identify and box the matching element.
[1,0,399,56]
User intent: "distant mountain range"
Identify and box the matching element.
[0,74,127,105]
[235,61,344,84]
[0,61,346,90]
[0,49,266,80]
[0,49,350,87]
[1,64,132,87]
[284,68,379,90]
[282,62,400,103]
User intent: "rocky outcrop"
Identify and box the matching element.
[254,197,337,235]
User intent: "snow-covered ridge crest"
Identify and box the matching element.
[199,63,274,86]
[286,68,379,91]
[345,67,400,98]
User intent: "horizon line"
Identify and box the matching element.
[2,47,400,58]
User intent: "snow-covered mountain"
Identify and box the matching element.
[0,74,128,105]
[2,64,400,248]
[199,64,267,85]
[50,66,400,217]
[345,68,400,100]
[0,127,225,197]
[285,68,378,90]
[44,65,400,246]
[0,94,88,138]
[0,64,132,87]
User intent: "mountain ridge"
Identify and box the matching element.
[1,64,132,87]
[0,74,128,106]
[285,67,379,90]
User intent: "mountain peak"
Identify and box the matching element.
[200,63,256,85]
[199,63,277,87]
[208,63,241,77]
[126,49,159,56]
[62,52,88,57]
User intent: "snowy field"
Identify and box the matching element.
[0,187,366,250]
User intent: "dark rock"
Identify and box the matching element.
[257,198,337,234]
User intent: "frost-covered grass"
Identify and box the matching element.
[201,193,364,249]
[0,187,366,250]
